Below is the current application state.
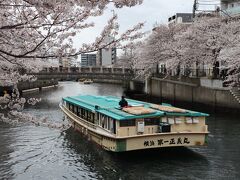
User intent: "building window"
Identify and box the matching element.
[229,3,234,8]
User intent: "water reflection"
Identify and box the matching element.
[0,82,240,179]
[0,123,16,179]
[62,128,210,180]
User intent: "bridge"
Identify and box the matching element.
[29,66,135,84]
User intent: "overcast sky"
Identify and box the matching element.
[73,0,219,58]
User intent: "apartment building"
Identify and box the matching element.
[221,0,240,17]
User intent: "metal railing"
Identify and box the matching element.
[221,6,240,17]
[156,67,228,79]
[39,66,133,75]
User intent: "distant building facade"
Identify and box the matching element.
[168,13,193,26]
[81,54,96,67]
[59,56,77,67]
[59,57,71,67]
[97,36,117,67]
[221,0,240,17]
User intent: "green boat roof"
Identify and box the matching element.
[62,95,209,120]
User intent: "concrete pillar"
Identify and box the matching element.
[145,78,150,94]
[89,66,92,73]
[100,67,103,73]
[173,83,176,105]
[160,81,162,103]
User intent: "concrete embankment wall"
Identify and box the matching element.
[129,77,240,110]
[18,79,58,93]
[90,79,124,84]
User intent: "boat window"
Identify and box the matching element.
[101,115,106,128]
[74,106,77,114]
[87,111,93,122]
[95,113,116,133]
[112,119,116,134]
[69,103,74,112]
[97,113,100,121]
[105,116,108,130]
[107,117,111,130]
[145,118,160,126]
[95,113,98,124]
[107,117,112,130]
[109,118,115,133]
[86,110,89,120]
[100,117,103,127]
[119,119,136,127]
[93,113,95,123]
[81,108,85,118]
[99,114,107,129]
[99,114,103,126]
[76,106,95,124]
[72,104,74,112]
[79,107,82,117]
[104,117,108,129]
[77,107,81,116]
[96,113,100,125]
[86,110,90,120]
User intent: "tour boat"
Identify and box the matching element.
[59,95,209,152]
[83,79,93,84]
[78,78,85,82]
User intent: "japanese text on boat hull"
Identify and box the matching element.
[126,134,206,151]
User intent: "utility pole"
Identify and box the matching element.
[193,0,197,19]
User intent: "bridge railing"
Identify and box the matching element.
[81,67,91,73]
[92,67,101,73]
[40,66,133,74]
[113,68,124,73]
[102,67,111,73]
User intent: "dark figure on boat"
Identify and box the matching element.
[119,96,128,108]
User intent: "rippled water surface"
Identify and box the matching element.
[0,82,240,180]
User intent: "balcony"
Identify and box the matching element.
[221,5,240,17]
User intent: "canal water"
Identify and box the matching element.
[0,81,240,180]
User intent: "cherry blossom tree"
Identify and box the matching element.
[134,24,187,77]
[217,18,240,86]
[173,16,240,85]
[0,0,145,123]
[135,15,240,86]
[115,41,142,69]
